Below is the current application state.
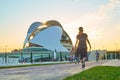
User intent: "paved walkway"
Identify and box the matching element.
[0,59,119,80]
[101,59,120,66]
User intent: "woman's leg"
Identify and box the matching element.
[82,57,86,68]
[80,53,85,68]
[81,52,87,68]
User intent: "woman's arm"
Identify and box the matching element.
[86,37,91,50]
[75,38,79,49]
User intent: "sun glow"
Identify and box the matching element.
[89,30,102,40]
[89,31,98,40]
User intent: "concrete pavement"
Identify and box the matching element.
[101,59,120,66]
[0,59,119,80]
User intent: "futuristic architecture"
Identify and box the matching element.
[23,20,73,52]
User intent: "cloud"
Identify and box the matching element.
[64,0,120,29]
[77,0,120,32]
[63,0,120,49]
[98,0,120,17]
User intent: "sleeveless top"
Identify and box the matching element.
[76,33,88,49]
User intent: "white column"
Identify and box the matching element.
[53,50,56,59]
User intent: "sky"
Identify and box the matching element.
[0,0,120,52]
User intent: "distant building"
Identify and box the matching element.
[11,49,20,52]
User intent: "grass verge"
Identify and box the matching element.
[64,66,120,80]
[0,62,68,69]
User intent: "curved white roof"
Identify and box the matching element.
[29,26,68,52]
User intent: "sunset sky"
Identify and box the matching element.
[0,0,120,52]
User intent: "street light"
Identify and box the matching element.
[5,45,7,64]
[30,51,33,63]
[115,43,118,51]
[92,42,95,50]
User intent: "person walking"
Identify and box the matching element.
[70,46,76,63]
[75,27,91,68]
[95,50,99,62]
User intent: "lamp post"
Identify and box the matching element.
[115,43,118,59]
[0,47,1,52]
[115,43,118,51]
[19,48,23,63]
[30,51,33,63]
[93,42,95,50]
[118,49,120,60]
[5,45,7,64]
[60,51,62,61]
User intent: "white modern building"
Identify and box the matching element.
[21,20,73,62]
[23,20,73,52]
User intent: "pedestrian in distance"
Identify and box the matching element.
[75,27,91,68]
[69,46,76,63]
[95,50,99,62]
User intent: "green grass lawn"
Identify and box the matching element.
[64,66,120,80]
